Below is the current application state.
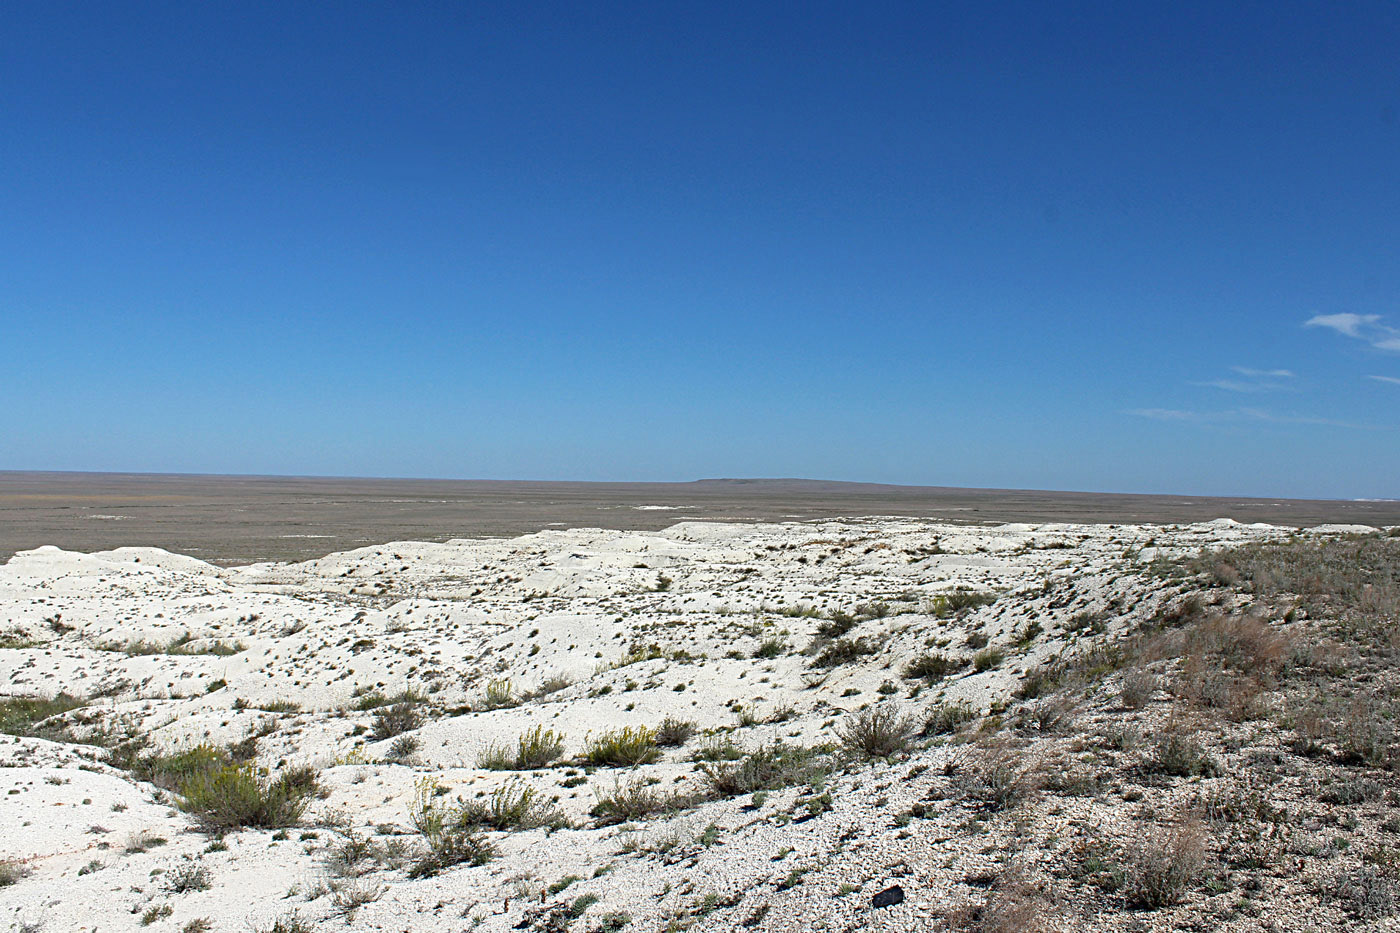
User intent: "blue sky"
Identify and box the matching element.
[3,2,1398,498]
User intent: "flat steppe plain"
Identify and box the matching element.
[4,471,1399,565]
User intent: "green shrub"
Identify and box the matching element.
[387,734,420,762]
[481,678,517,710]
[654,716,696,747]
[689,736,743,762]
[467,780,566,831]
[478,725,565,770]
[178,762,318,830]
[929,590,998,617]
[816,611,857,639]
[407,779,497,877]
[751,638,786,659]
[0,693,84,739]
[809,637,876,669]
[585,727,660,767]
[703,742,828,797]
[902,653,966,682]
[136,744,231,791]
[408,827,495,878]
[371,702,421,741]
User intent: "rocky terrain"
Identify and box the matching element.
[1,518,1397,931]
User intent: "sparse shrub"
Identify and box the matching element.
[164,862,211,893]
[0,859,32,887]
[1319,775,1384,806]
[751,638,786,659]
[178,762,318,830]
[478,725,566,770]
[329,879,385,918]
[533,674,573,697]
[481,678,517,710]
[1120,667,1158,709]
[972,648,1004,672]
[703,742,828,797]
[1336,696,1395,768]
[590,776,695,824]
[142,904,174,925]
[837,706,920,758]
[371,702,421,741]
[1333,865,1398,919]
[1148,724,1217,778]
[1124,820,1206,908]
[387,734,420,762]
[945,866,1048,932]
[655,716,696,747]
[903,652,966,682]
[924,700,978,736]
[809,637,876,669]
[1015,661,1067,700]
[460,780,566,831]
[954,744,1041,811]
[254,912,314,933]
[1026,694,1075,733]
[585,727,660,767]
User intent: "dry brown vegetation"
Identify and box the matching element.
[920,532,1400,930]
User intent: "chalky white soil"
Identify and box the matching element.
[0,518,1322,932]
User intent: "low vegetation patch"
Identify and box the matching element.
[703,742,829,796]
[179,762,320,831]
[590,776,699,825]
[585,726,660,767]
[478,725,566,770]
[838,705,920,758]
[0,693,84,739]
[903,652,967,682]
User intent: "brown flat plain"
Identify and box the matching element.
[2,471,1397,566]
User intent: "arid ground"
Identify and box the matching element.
[4,472,1399,565]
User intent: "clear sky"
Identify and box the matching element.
[3,2,1398,498]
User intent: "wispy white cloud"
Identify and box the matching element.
[1306,312,1379,338]
[1127,408,1204,421]
[1190,366,1295,393]
[1305,313,1400,351]
[1231,366,1294,379]
[1190,379,1271,393]
[1127,407,1374,429]
[1369,375,1400,386]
